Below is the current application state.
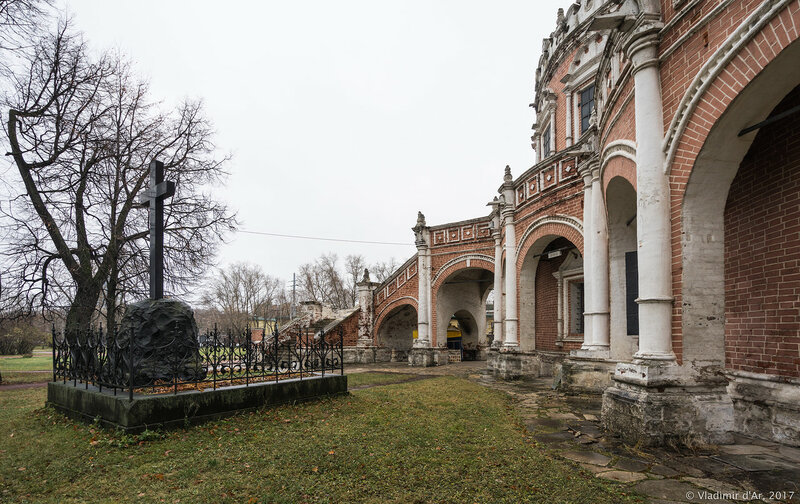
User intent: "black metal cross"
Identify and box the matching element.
[139,159,175,300]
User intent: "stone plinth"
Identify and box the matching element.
[408,347,447,367]
[602,362,734,447]
[560,356,616,393]
[47,375,347,433]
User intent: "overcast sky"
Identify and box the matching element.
[59,0,563,285]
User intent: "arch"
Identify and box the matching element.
[663,0,796,172]
[433,266,494,357]
[606,175,638,361]
[519,233,583,353]
[431,254,495,288]
[374,297,418,335]
[516,216,584,269]
[679,31,800,367]
[375,303,418,362]
[601,150,637,195]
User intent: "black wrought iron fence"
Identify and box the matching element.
[52,324,344,401]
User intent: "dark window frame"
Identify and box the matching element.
[579,84,595,134]
[542,124,552,157]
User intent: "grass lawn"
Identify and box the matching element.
[0,376,644,504]
[0,354,52,372]
[346,372,417,388]
[0,371,50,385]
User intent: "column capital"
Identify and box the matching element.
[623,16,663,75]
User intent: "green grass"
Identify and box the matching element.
[0,371,50,385]
[346,372,416,388]
[0,377,644,504]
[0,354,51,372]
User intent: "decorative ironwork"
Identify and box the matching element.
[52,324,344,401]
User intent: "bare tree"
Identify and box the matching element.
[296,253,401,309]
[370,257,400,283]
[0,0,52,71]
[344,254,366,307]
[200,262,282,335]
[0,24,236,337]
[297,253,349,309]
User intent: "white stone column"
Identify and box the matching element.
[534,133,542,164]
[501,167,518,349]
[580,168,594,348]
[492,215,504,347]
[565,92,573,147]
[413,212,431,347]
[625,24,675,362]
[588,165,610,351]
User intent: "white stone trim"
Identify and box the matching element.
[515,214,584,258]
[600,140,637,181]
[662,0,793,173]
[431,254,495,286]
[374,296,419,321]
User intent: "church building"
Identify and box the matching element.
[336,0,800,448]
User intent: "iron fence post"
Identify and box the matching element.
[128,326,134,402]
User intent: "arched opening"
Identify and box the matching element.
[519,235,583,352]
[376,304,417,363]
[445,309,481,361]
[606,175,638,361]
[681,37,800,444]
[682,38,800,369]
[435,267,493,361]
[724,84,800,378]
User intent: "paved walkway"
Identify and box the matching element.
[345,362,800,504]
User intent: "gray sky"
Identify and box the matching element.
[61,0,562,284]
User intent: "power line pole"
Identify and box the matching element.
[290,273,296,319]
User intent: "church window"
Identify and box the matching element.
[542,124,552,157]
[580,84,595,134]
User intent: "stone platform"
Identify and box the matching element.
[48,374,347,433]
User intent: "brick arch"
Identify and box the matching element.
[671,6,800,365]
[516,218,584,271]
[431,255,495,293]
[602,155,637,196]
[373,297,418,339]
[430,256,494,349]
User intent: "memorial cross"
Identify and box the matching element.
[138,159,175,300]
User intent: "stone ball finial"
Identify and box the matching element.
[361,268,371,283]
[416,211,426,227]
[504,165,512,182]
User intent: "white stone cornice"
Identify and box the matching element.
[662,0,793,173]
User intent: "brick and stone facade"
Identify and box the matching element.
[342,0,800,448]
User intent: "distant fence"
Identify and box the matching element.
[52,324,344,401]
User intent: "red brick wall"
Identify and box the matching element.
[535,250,565,351]
[328,310,360,346]
[724,85,800,378]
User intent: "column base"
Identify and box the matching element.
[602,361,734,447]
[559,355,616,393]
[408,347,448,367]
